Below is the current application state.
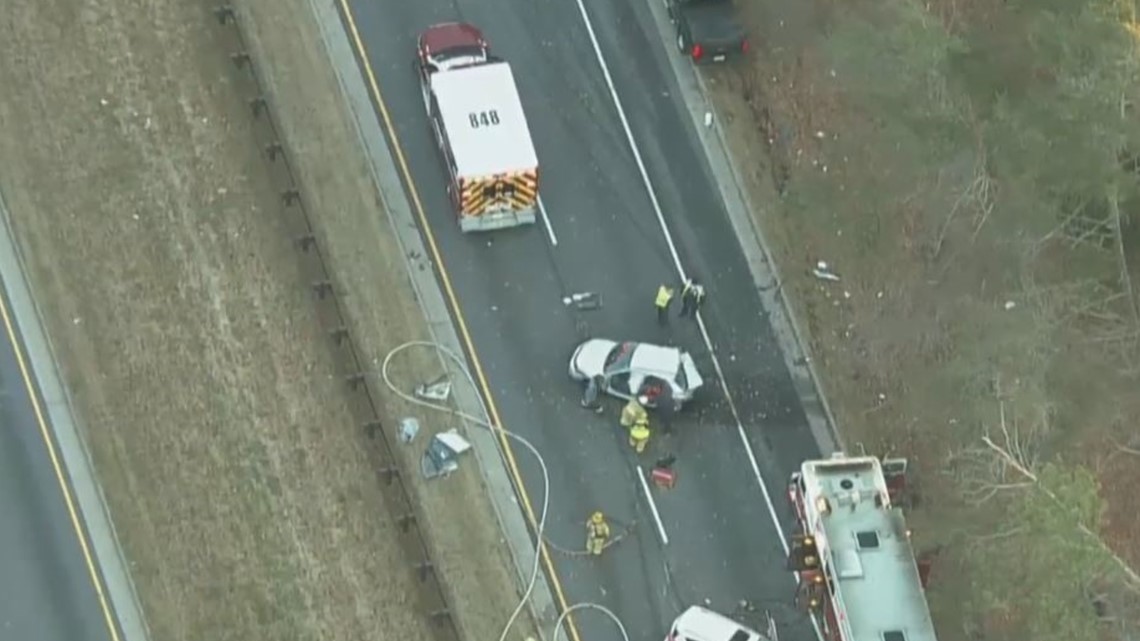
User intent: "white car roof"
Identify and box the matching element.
[630,343,681,376]
[674,607,765,641]
[430,62,538,178]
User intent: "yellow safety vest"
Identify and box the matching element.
[630,424,650,441]
[655,286,674,308]
[621,399,647,427]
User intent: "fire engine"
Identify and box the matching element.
[786,454,938,641]
[415,22,540,233]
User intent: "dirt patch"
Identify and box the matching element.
[0,1,531,641]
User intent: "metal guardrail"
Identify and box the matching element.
[212,6,461,641]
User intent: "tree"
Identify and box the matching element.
[954,0,1140,250]
[969,460,1111,641]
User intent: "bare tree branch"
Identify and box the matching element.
[980,434,1140,589]
[1108,187,1140,326]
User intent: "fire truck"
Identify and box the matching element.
[786,454,938,641]
[415,23,540,233]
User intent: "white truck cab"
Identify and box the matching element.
[415,22,540,233]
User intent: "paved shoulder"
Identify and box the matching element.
[0,192,147,641]
[0,292,116,641]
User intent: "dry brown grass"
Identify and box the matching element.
[0,1,531,640]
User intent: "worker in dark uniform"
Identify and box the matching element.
[679,278,706,318]
[654,284,675,326]
[655,385,677,435]
[580,375,605,413]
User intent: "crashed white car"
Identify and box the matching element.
[569,339,704,408]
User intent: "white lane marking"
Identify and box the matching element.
[636,465,670,546]
[569,0,790,554]
[538,196,558,246]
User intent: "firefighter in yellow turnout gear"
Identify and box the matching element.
[654,284,675,326]
[586,511,611,555]
[621,396,652,454]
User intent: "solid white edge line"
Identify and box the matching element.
[570,0,684,274]
[695,316,789,553]
[636,464,670,546]
[573,0,825,635]
[570,0,783,542]
[538,196,558,246]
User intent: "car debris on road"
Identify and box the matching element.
[421,429,473,480]
[563,291,601,310]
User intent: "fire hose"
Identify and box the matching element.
[382,341,631,641]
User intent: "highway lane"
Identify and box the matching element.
[0,286,117,641]
[574,0,828,501]
[346,1,820,640]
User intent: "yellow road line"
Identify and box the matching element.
[0,290,122,641]
[335,4,584,641]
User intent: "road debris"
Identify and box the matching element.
[812,260,840,282]
[421,429,472,480]
[414,375,452,402]
[398,417,420,444]
[562,291,601,310]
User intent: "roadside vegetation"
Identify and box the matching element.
[717,0,1140,638]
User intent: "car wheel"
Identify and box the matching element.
[676,32,686,53]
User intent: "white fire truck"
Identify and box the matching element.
[786,454,938,641]
[415,22,540,233]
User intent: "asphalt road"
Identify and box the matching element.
[347,0,823,639]
[0,287,115,641]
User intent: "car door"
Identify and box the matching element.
[605,368,633,397]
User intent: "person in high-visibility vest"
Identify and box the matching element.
[629,419,651,454]
[620,395,649,428]
[586,511,611,555]
[679,278,706,318]
[654,284,675,326]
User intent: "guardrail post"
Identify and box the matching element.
[296,234,317,252]
[230,51,251,68]
[396,512,415,531]
[213,5,235,24]
[312,281,334,299]
[363,420,383,438]
[379,467,400,485]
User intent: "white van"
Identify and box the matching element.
[665,606,777,641]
